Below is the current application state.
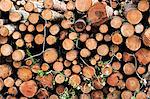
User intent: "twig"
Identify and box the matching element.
[131,54,147,86]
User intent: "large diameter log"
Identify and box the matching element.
[0,0,12,12]
[19,80,37,98]
[126,35,141,51]
[121,22,134,37]
[75,0,92,12]
[87,3,108,26]
[126,9,142,25]
[0,64,12,79]
[12,49,25,61]
[136,48,150,65]
[43,48,58,63]
[142,28,150,47]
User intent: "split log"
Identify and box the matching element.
[142,28,150,47]
[87,2,108,26]
[135,48,150,65]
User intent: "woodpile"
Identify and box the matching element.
[0,0,149,98]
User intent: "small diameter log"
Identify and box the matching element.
[13,61,22,68]
[64,11,74,20]
[62,38,74,50]
[61,19,72,29]
[136,92,147,99]
[97,44,109,56]
[125,35,141,51]
[72,65,81,74]
[24,34,34,43]
[99,24,108,33]
[17,67,32,81]
[49,24,60,35]
[135,23,144,34]
[125,77,140,91]
[55,74,65,84]
[80,48,91,58]
[41,9,64,20]
[121,22,134,37]
[137,66,145,75]
[75,0,92,12]
[0,26,9,37]
[123,63,136,75]
[112,61,121,71]
[8,87,18,96]
[135,48,150,65]
[79,33,89,42]
[0,0,12,12]
[0,35,8,44]
[28,13,39,24]
[69,74,81,88]
[67,0,75,10]
[142,28,150,47]
[27,24,35,32]
[126,9,142,25]
[34,34,44,45]
[9,11,21,22]
[24,2,34,12]
[0,44,13,56]
[46,35,57,45]
[0,64,12,79]
[104,34,111,42]
[69,32,77,40]
[121,90,132,99]
[15,79,22,87]
[12,49,25,61]
[0,78,4,91]
[112,32,123,45]
[91,91,104,99]
[31,64,40,73]
[88,2,108,26]
[49,94,59,99]
[53,61,64,72]
[4,77,14,87]
[82,66,95,79]
[74,19,86,32]
[66,50,78,61]
[43,48,58,63]
[19,80,37,98]
[110,16,122,29]
[36,24,44,33]
[64,60,71,67]
[148,16,150,24]
[138,0,149,12]
[19,23,27,32]
[12,31,21,40]
[56,85,65,95]
[95,33,103,41]
[16,39,24,47]
[85,38,97,50]
[64,69,71,77]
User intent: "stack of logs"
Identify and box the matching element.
[0,0,150,98]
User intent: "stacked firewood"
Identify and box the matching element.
[0,0,149,98]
